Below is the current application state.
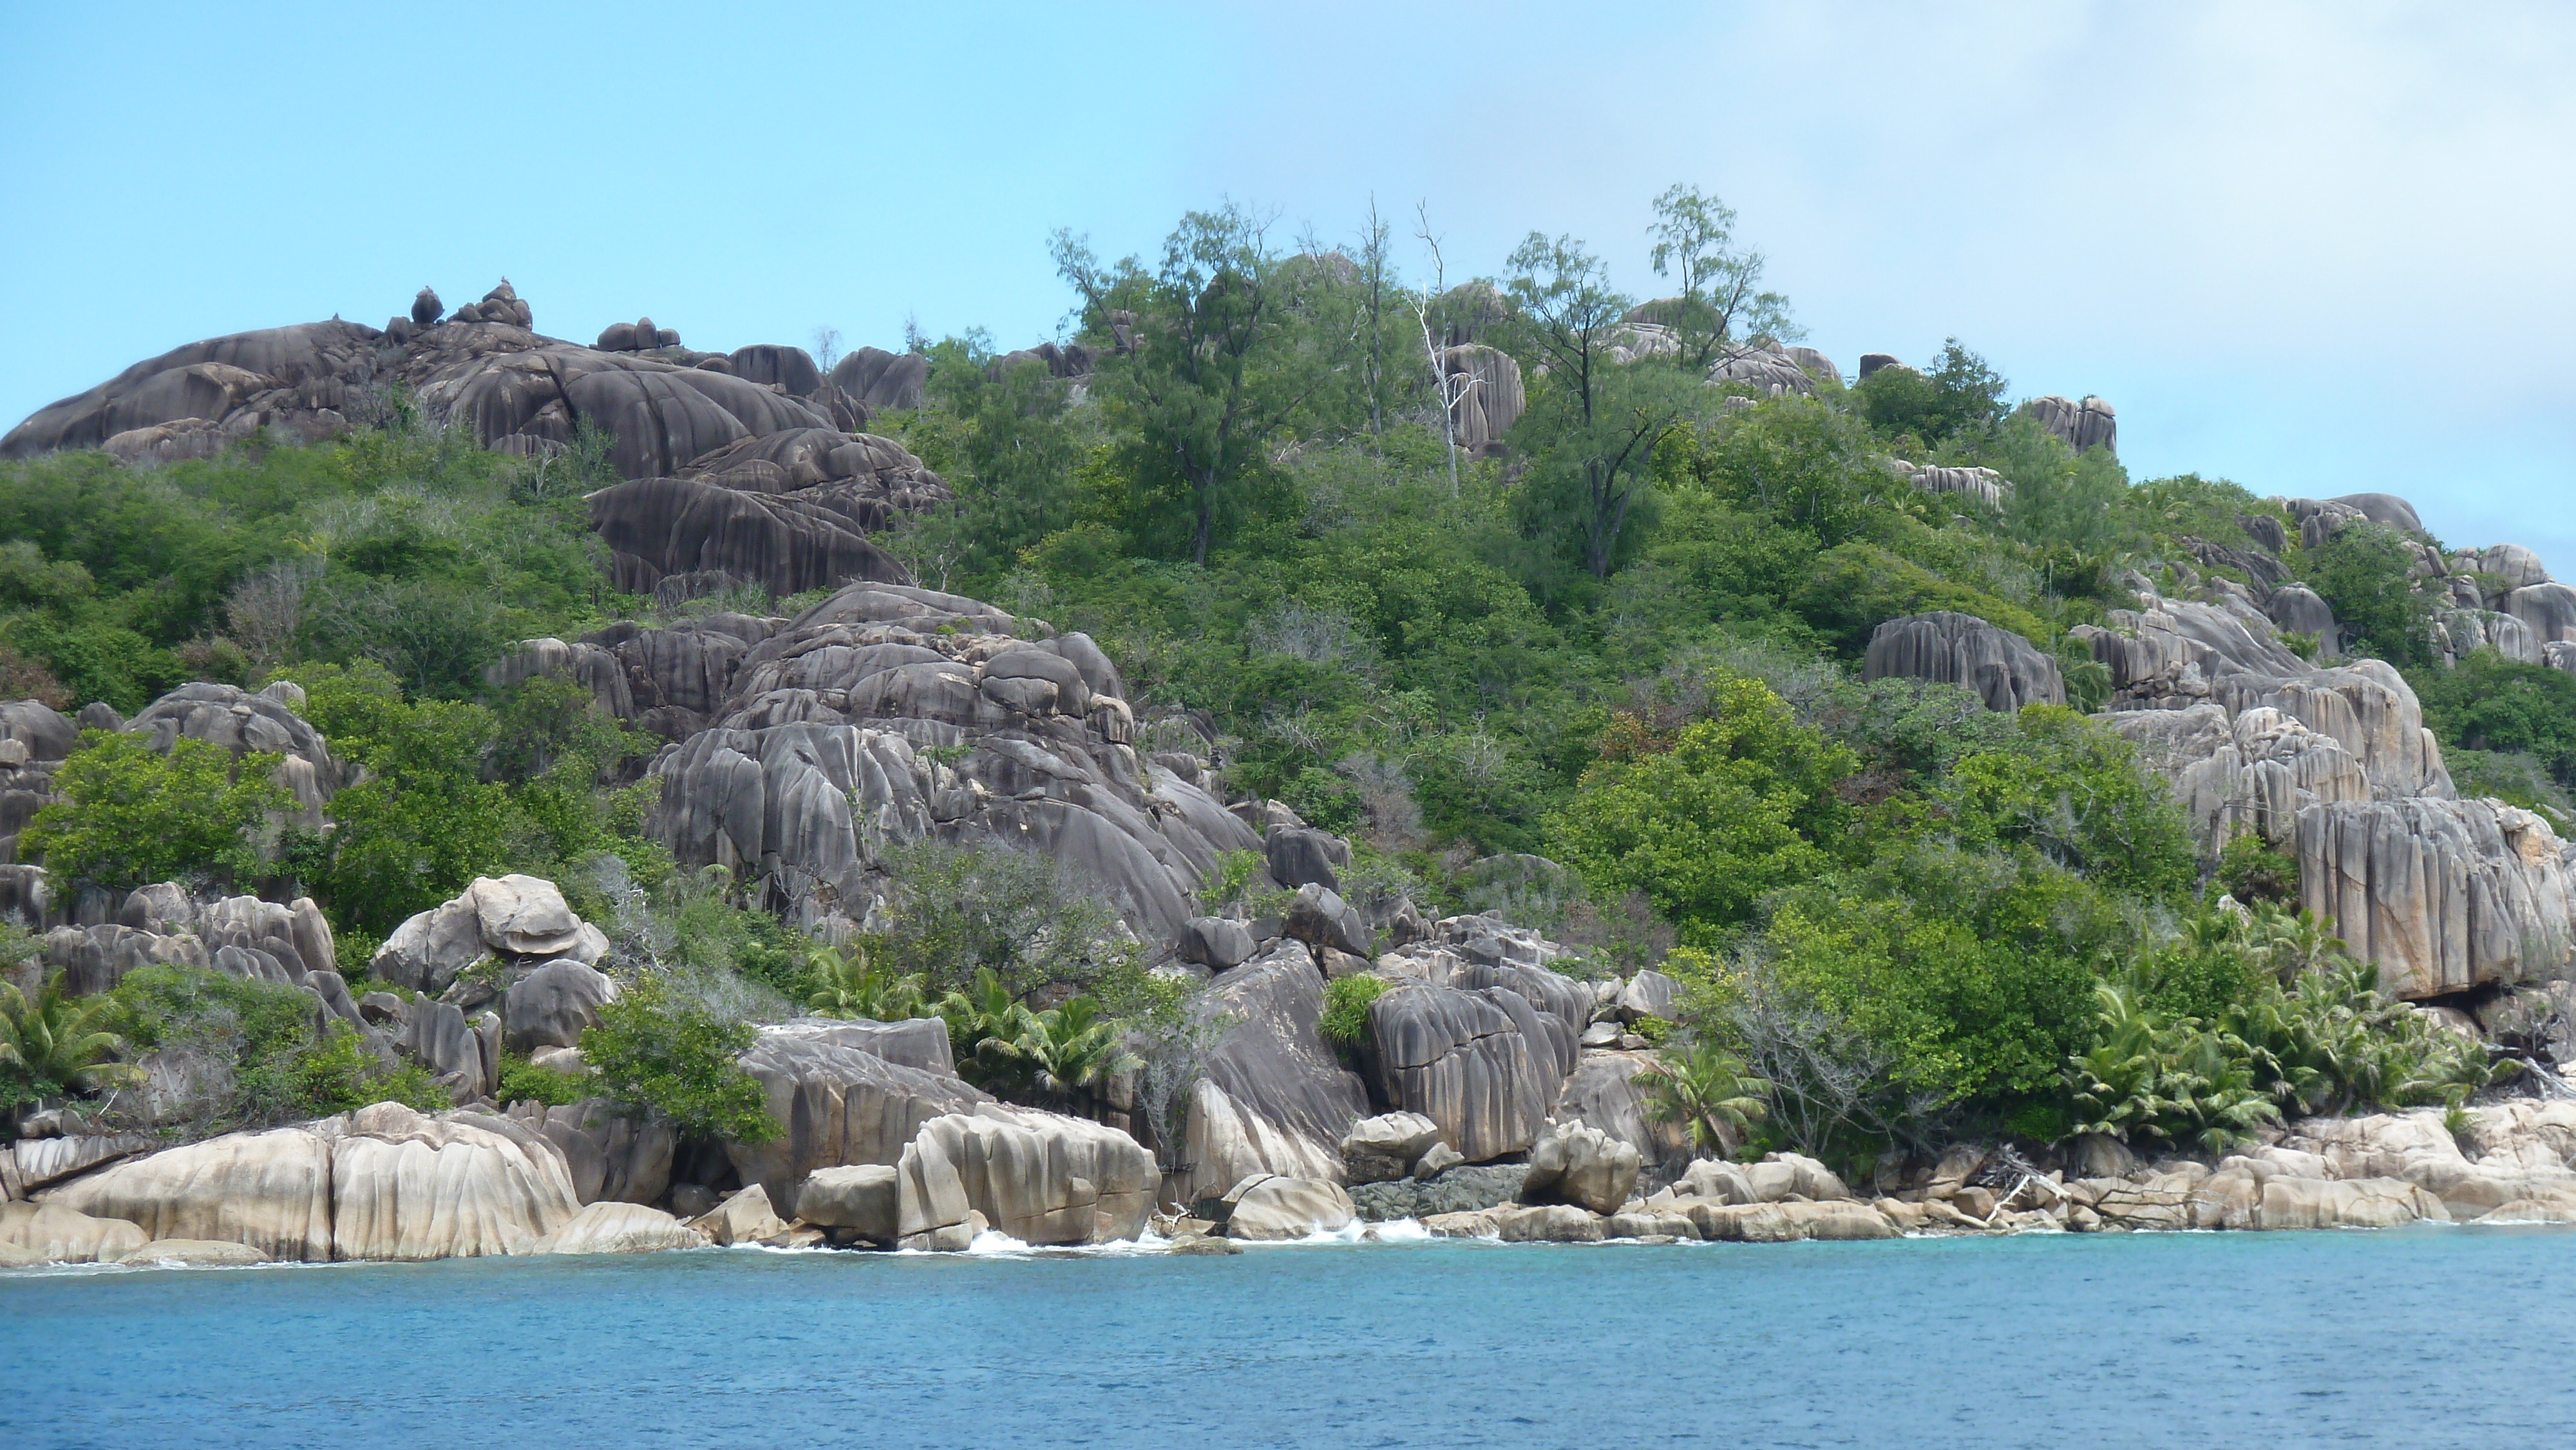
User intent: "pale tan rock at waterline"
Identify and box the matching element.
[688,1185,791,1247]
[115,1238,269,1268]
[39,1103,579,1261]
[896,1104,1158,1249]
[1223,1175,1358,1240]
[0,1201,148,1263]
[535,1201,709,1254]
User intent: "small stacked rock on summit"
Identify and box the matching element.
[370,874,609,997]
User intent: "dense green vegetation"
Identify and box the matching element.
[0,185,2524,1166]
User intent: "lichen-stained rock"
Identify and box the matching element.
[895,1104,1157,1248]
[41,1104,577,1261]
[638,582,1259,939]
[762,1015,956,1076]
[2,320,384,459]
[0,1201,150,1263]
[1368,983,1558,1163]
[6,1133,159,1196]
[2298,796,2576,998]
[723,1030,989,1203]
[1173,942,1369,1203]
[530,1201,706,1254]
[2268,584,2337,642]
[590,475,915,600]
[728,344,823,397]
[1863,611,2063,711]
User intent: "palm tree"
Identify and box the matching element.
[938,968,1040,1091]
[1018,996,1141,1112]
[1633,1037,1770,1155]
[804,941,928,1022]
[1,975,142,1117]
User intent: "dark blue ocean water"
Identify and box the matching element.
[5,1227,2571,1449]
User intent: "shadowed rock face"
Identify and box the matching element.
[1171,941,1369,1204]
[2018,394,2117,456]
[723,1030,990,1203]
[589,475,913,599]
[1863,611,2064,712]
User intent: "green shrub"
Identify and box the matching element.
[580,972,777,1142]
[2301,522,2436,666]
[22,731,292,892]
[2214,833,2299,905]
[496,1053,587,1108]
[1319,973,1390,1046]
[100,965,446,1131]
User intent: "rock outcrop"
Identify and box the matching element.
[2017,394,2117,456]
[1219,1174,1357,1241]
[530,1201,706,1254]
[893,1104,1157,1248]
[39,1103,579,1261]
[1864,610,2065,711]
[724,1024,990,1205]
[370,874,607,997]
[1175,941,1370,1204]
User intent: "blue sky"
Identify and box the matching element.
[5,2,2570,565]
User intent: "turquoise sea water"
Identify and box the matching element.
[5,1227,2573,1449]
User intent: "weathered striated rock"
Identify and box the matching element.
[2505,583,2576,645]
[2109,703,2371,851]
[1282,883,1372,957]
[1897,462,2011,511]
[1368,983,1558,1163]
[829,347,928,413]
[1683,1200,1895,1242]
[2017,394,2117,456]
[1264,825,1350,892]
[41,1103,579,1261]
[1439,344,1525,451]
[2298,797,2576,998]
[372,875,604,996]
[2267,584,2336,643]
[121,682,343,829]
[6,1133,159,1196]
[1864,611,2063,711]
[1520,1118,1641,1216]
[115,1237,271,1267]
[1178,941,1370,1203]
[506,1098,674,1207]
[895,1104,1157,1248]
[724,1030,989,1203]
[1493,1202,1606,1243]
[589,474,916,600]
[529,1201,706,1254]
[1177,916,1258,970]
[1222,1174,1357,1240]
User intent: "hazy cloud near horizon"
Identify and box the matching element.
[3,2,2566,565]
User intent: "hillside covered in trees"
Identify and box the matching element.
[4,186,2573,1217]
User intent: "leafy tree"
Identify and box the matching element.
[872,839,1130,998]
[880,335,1091,593]
[1853,339,2008,446]
[1644,184,1799,369]
[2302,521,2436,665]
[99,965,446,1131]
[2410,648,2576,784]
[1937,706,2198,903]
[580,972,777,1142]
[1658,398,1894,549]
[1502,232,1694,579]
[1632,1037,1770,1155]
[1548,673,1855,936]
[1055,206,1337,564]
[22,731,292,892]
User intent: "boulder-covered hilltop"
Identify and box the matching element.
[8,211,2576,1266]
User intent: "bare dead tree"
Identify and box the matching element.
[223,558,321,670]
[1731,953,1951,1161]
[1413,202,1469,496]
[811,325,843,373]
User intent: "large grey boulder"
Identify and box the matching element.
[502,961,620,1054]
[371,875,605,996]
[529,1201,705,1255]
[1220,1174,1356,1241]
[1550,1050,1690,1167]
[1520,1118,1642,1216]
[2505,583,2576,645]
[1367,983,1558,1163]
[2018,394,2117,456]
[1177,916,1257,970]
[794,1163,899,1240]
[505,1098,674,1207]
[723,1030,988,1203]
[121,682,343,829]
[1177,940,1370,1204]
[1265,826,1350,892]
[1283,883,1371,958]
[894,1104,1157,1248]
[1340,1112,1445,1185]
[1863,612,2064,712]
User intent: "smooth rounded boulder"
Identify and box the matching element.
[1222,1175,1356,1241]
